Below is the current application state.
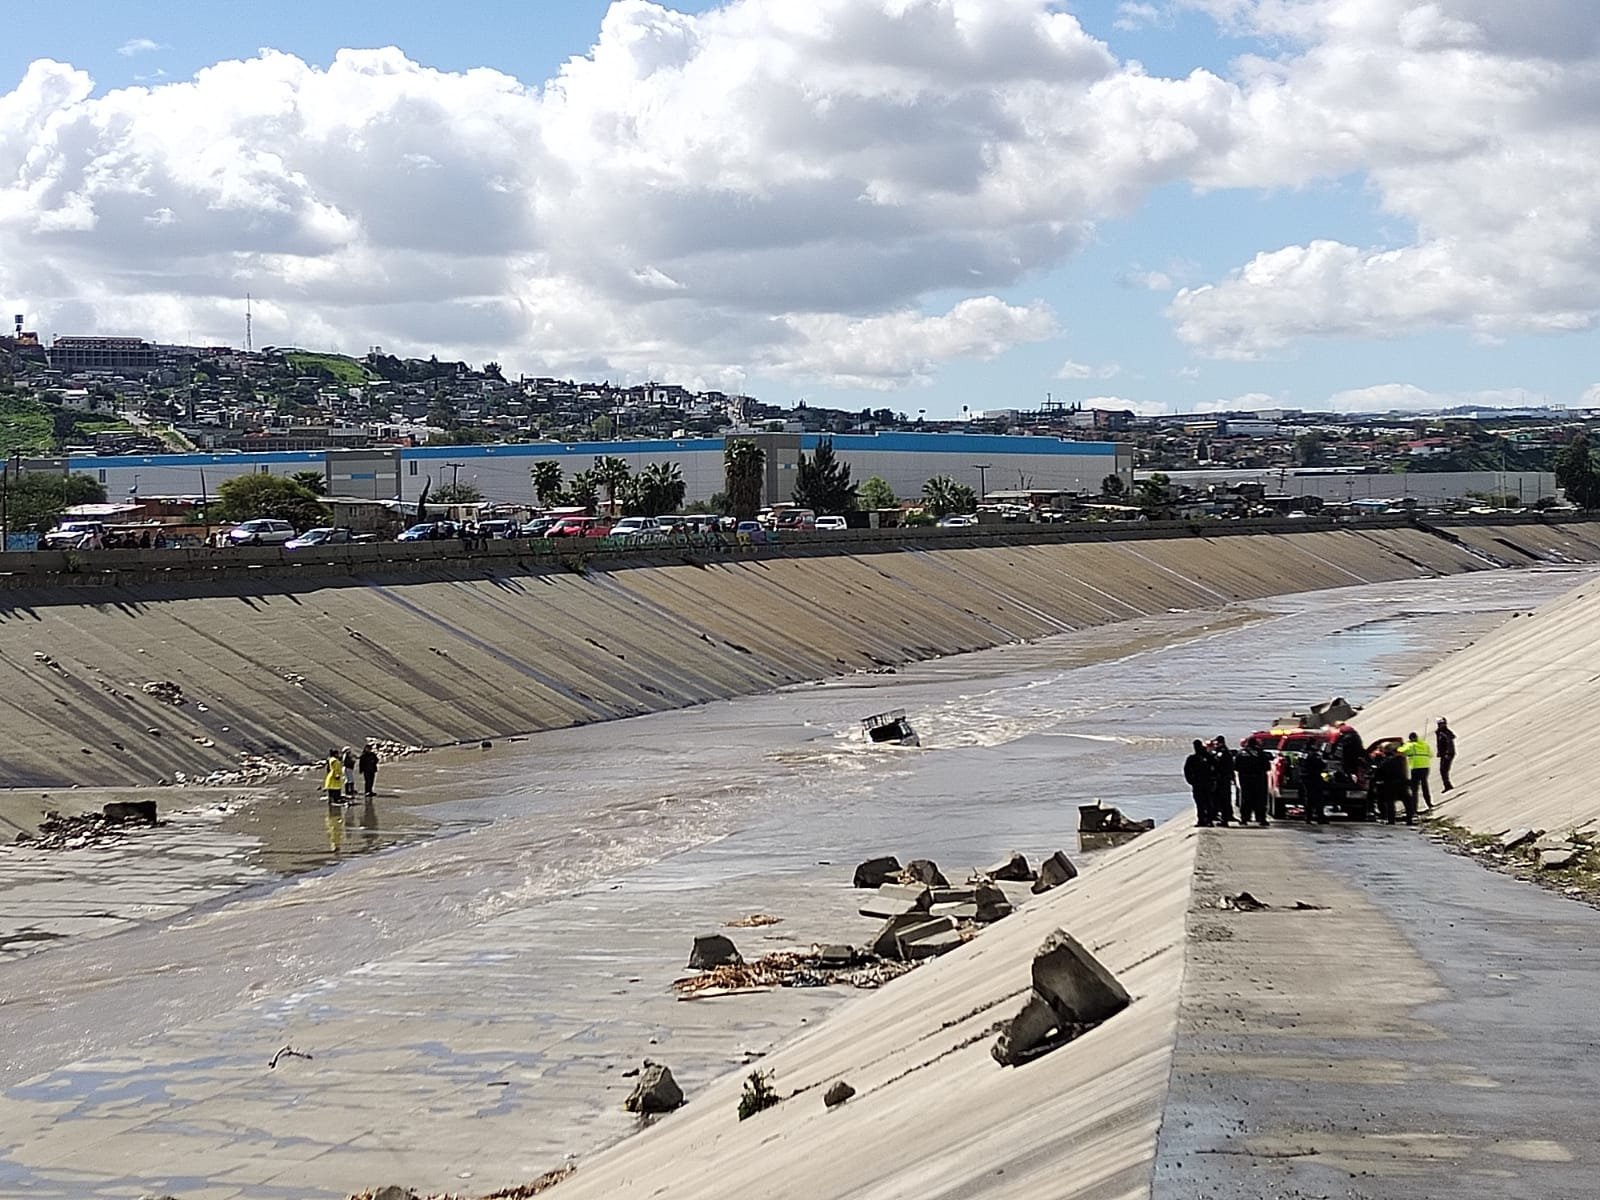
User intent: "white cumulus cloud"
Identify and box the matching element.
[117,38,166,57]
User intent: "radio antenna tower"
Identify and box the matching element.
[245,293,254,353]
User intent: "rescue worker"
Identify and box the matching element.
[1235,736,1271,827]
[323,749,345,806]
[1184,739,1216,827]
[1209,736,1236,827]
[1435,718,1456,792]
[1297,744,1328,824]
[1375,743,1413,825]
[1399,730,1433,811]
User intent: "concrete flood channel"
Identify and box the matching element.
[0,566,1591,1198]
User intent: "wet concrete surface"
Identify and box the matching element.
[0,567,1592,1197]
[1156,825,1600,1199]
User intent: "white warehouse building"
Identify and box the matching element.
[47,432,1132,510]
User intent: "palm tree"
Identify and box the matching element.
[724,439,765,521]
[922,475,958,517]
[291,470,328,496]
[564,470,600,512]
[631,461,686,516]
[593,455,632,516]
[529,460,564,507]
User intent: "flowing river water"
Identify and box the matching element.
[0,566,1589,1197]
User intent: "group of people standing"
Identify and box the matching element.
[324,744,381,802]
[1184,735,1272,828]
[1184,718,1458,829]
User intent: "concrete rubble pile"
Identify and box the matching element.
[13,801,160,849]
[992,930,1132,1067]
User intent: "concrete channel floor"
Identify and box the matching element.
[1155,824,1600,1200]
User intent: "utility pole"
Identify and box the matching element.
[973,463,991,504]
[245,293,253,354]
[444,462,464,491]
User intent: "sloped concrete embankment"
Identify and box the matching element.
[1356,570,1600,837]
[551,819,1198,1200]
[2,521,1598,788]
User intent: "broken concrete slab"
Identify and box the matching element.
[903,859,949,887]
[983,851,1033,882]
[1031,930,1131,1025]
[992,930,1131,1067]
[1499,828,1541,850]
[929,901,978,921]
[1533,833,1578,854]
[1031,851,1078,894]
[688,934,743,970]
[1078,803,1155,834]
[102,800,157,824]
[973,882,1014,923]
[624,1062,684,1114]
[869,912,936,960]
[895,915,960,960]
[858,883,932,919]
[1540,848,1582,870]
[852,856,902,889]
[929,887,977,905]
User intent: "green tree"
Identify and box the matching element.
[1294,431,1325,468]
[564,469,600,512]
[291,470,328,496]
[590,414,616,440]
[724,438,766,521]
[1100,474,1128,499]
[1555,432,1600,509]
[215,474,328,529]
[432,481,483,505]
[1135,472,1174,517]
[7,472,107,531]
[858,475,897,510]
[792,437,857,513]
[625,461,686,516]
[529,460,564,506]
[920,475,975,517]
[592,455,632,515]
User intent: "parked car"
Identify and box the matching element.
[284,527,353,550]
[546,516,610,538]
[397,521,459,542]
[477,519,520,539]
[519,516,558,538]
[815,515,848,532]
[227,519,297,546]
[937,514,977,528]
[774,508,816,531]
[43,520,106,549]
[1254,724,1373,820]
[735,519,767,544]
[609,516,665,539]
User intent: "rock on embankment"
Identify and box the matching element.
[2,521,1597,788]
[547,820,1197,1200]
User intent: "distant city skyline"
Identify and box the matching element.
[4,1,1600,417]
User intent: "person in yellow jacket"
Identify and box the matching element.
[1398,731,1433,812]
[323,748,346,805]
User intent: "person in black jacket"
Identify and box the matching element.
[1208,736,1236,827]
[1184,740,1216,827]
[1235,737,1271,827]
[358,743,380,798]
[1298,745,1328,824]
[1435,718,1456,792]
[1375,743,1414,825]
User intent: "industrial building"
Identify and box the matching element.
[47,336,159,375]
[44,431,1133,510]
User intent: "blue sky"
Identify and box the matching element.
[4,1,1599,416]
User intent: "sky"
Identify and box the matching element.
[4,0,1600,417]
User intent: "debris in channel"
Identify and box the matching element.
[992,930,1131,1067]
[861,709,919,746]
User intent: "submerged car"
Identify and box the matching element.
[861,710,920,747]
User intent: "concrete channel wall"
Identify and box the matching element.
[2,516,1599,788]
